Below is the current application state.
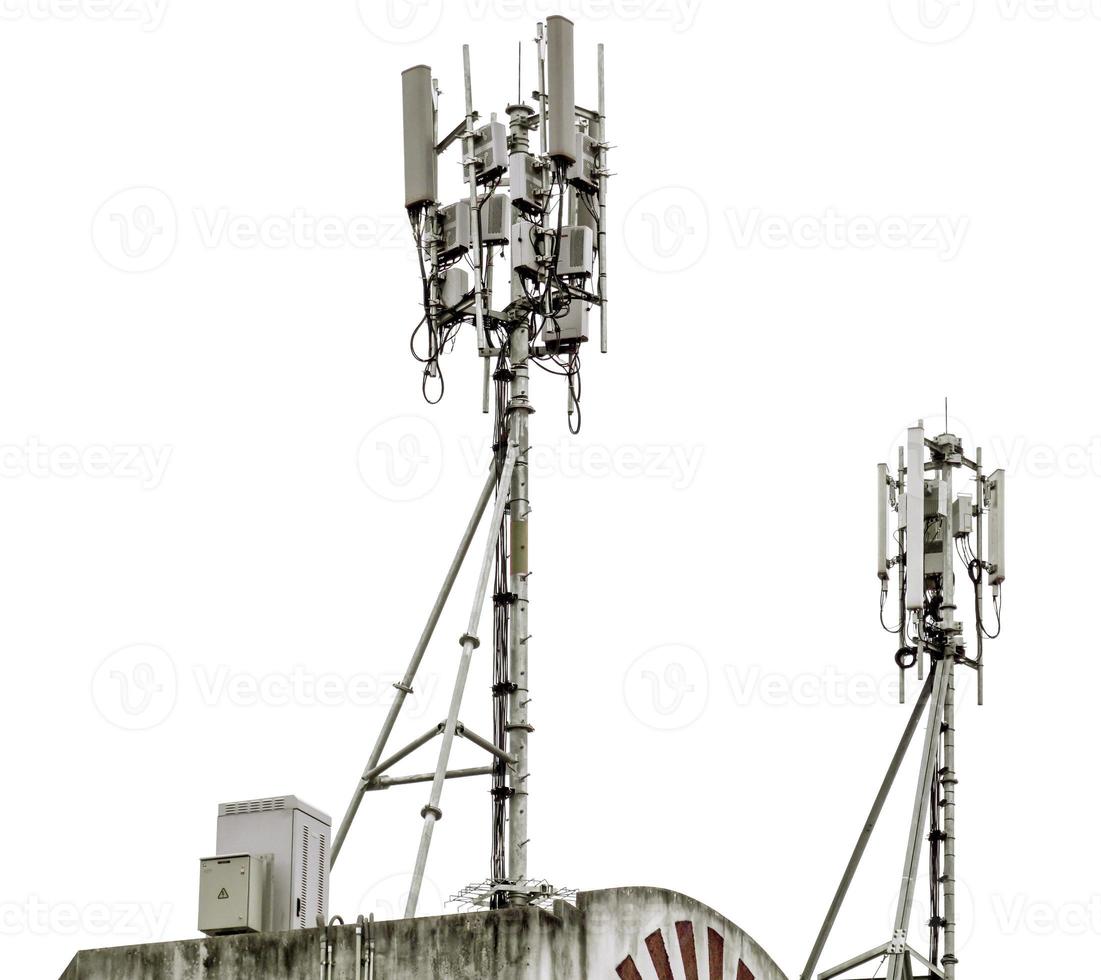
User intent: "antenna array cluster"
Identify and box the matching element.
[401,16,609,430]
[878,421,1005,703]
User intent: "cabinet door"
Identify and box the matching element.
[290,811,328,928]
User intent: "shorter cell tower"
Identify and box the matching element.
[800,420,1006,980]
[329,17,611,917]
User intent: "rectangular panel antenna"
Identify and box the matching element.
[987,469,1005,584]
[877,462,889,581]
[905,425,925,611]
[547,16,576,162]
[401,65,437,207]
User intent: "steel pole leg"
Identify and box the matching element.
[506,325,532,900]
[888,659,952,980]
[405,443,520,917]
[799,671,935,980]
[942,663,958,977]
[330,461,500,867]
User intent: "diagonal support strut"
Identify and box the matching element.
[405,440,520,917]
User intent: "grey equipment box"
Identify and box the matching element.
[198,853,267,936]
[544,302,589,345]
[555,225,594,279]
[213,795,330,933]
[440,202,471,260]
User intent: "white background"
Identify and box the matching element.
[1,0,1098,977]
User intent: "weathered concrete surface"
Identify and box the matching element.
[579,887,787,980]
[59,886,787,980]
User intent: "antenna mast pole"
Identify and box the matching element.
[801,421,1005,980]
[331,17,610,917]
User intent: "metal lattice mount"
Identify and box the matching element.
[449,879,577,912]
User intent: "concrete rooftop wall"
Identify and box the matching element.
[59,886,788,980]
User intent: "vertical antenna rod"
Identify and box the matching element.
[462,46,488,355]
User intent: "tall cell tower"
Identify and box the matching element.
[329,17,610,915]
[800,420,1005,980]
